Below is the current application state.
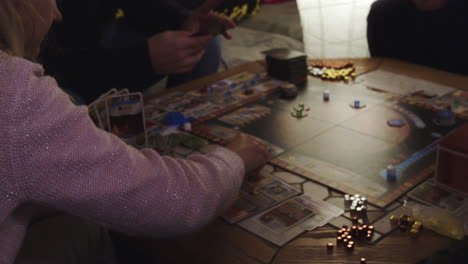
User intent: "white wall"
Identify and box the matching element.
[297,0,376,58]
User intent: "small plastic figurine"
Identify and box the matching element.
[291,104,310,118]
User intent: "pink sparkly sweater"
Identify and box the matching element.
[0,54,245,264]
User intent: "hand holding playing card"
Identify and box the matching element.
[182,0,236,39]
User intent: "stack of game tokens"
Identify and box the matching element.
[332,224,375,252]
[390,214,423,238]
[345,194,368,222]
[308,60,357,82]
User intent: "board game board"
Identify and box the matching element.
[143,70,467,208]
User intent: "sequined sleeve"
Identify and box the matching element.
[10,60,245,237]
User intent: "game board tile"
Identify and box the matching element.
[263,164,275,173]
[376,201,387,208]
[367,211,386,224]
[327,181,340,189]
[368,231,383,244]
[364,203,379,211]
[384,201,402,212]
[273,171,307,184]
[341,209,385,222]
[269,159,280,165]
[398,195,410,203]
[295,168,307,175]
[327,216,352,230]
[302,181,329,200]
[291,183,303,192]
[403,182,415,188]
[278,161,288,167]
[324,197,345,211]
[371,216,396,236]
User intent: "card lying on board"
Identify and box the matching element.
[408,181,468,214]
[239,194,343,247]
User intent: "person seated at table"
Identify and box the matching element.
[39,0,236,104]
[367,0,468,76]
[0,0,269,263]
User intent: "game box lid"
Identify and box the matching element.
[439,123,468,154]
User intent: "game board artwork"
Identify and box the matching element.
[430,90,468,118]
[192,124,285,158]
[142,70,467,212]
[271,96,465,208]
[357,70,456,97]
[219,105,272,126]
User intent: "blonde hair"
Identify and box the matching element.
[0,0,26,58]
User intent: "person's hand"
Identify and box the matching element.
[147,31,213,75]
[181,0,236,39]
[226,133,270,177]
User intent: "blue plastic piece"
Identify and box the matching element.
[387,119,405,127]
[163,112,190,126]
[250,80,256,86]
[386,170,397,181]
[354,100,360,108]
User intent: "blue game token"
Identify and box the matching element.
[387,119,405,127]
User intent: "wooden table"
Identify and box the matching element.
[141,57,468,264]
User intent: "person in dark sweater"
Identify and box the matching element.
[367,0,468,76]
[40,0,235,104]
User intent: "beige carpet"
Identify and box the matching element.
[221,26,304,69]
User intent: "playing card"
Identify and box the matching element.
[87,103,103,128]
[222,170,300,223]
[96,98,110,131]
[255,197,315,233]
[96,88,118,102]
[408,182,467,214]
[106,92,147,148]
[239,194,341,247]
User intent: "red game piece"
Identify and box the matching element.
[436,123,468,194]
